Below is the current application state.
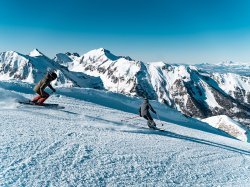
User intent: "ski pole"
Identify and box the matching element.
[156,113,164,126]
[121,115,140,122]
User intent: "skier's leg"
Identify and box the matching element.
[150,120,156,127]
[148,120,157,128]
[147,113,153,121]
[32,95,41,103]
[146,114,156,128]
[143,114,156,128]
[144,115,152,128]
[143,115,149,121]
[143,115,152,128]
[37,92,50,105]
[37,95,49,105]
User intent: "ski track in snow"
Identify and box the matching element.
[1,92,250,186]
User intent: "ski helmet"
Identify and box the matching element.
[48,72,57,80]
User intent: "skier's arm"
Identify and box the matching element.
[48,84,56,92]
[149,104,156,114]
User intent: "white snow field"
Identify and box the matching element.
[1,83,250,186]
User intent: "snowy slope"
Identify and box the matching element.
[1,84,250,186]
[202,115,248,142]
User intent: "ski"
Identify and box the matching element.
[148,126,165,131]
[18,100,65,109]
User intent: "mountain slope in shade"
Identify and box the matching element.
[54,52,80,67]
[0,49,103,89]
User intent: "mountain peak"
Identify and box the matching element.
[96,48,134,61]
[94,48,113,56]
[97,48,110,53]
[84,48,118,61]
[86,48,110,55]
[218,61,236,66]
[29,49,44,57]
[65,52,80,57]
[216,61,249,66]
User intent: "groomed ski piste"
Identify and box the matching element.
[1,81,250,186]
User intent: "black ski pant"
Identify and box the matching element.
[143,114,156,128]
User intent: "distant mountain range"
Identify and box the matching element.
[1,48,250,128]
[195,61,250,76]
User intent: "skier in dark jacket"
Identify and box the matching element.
[31,71,57,105]
[139,98,157,128]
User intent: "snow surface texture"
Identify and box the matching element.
[0,88,28,109]
[1,83,250,186]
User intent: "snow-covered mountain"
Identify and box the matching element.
[54,52,80,67]
[67,48,156,99]
[58,48,250,128]
[148,63,250,115]
[1,48,250,132]
[195,61,250,76]
[0,49,103,89]
[210,72,250,103]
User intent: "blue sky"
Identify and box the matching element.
[1,0,250,64]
